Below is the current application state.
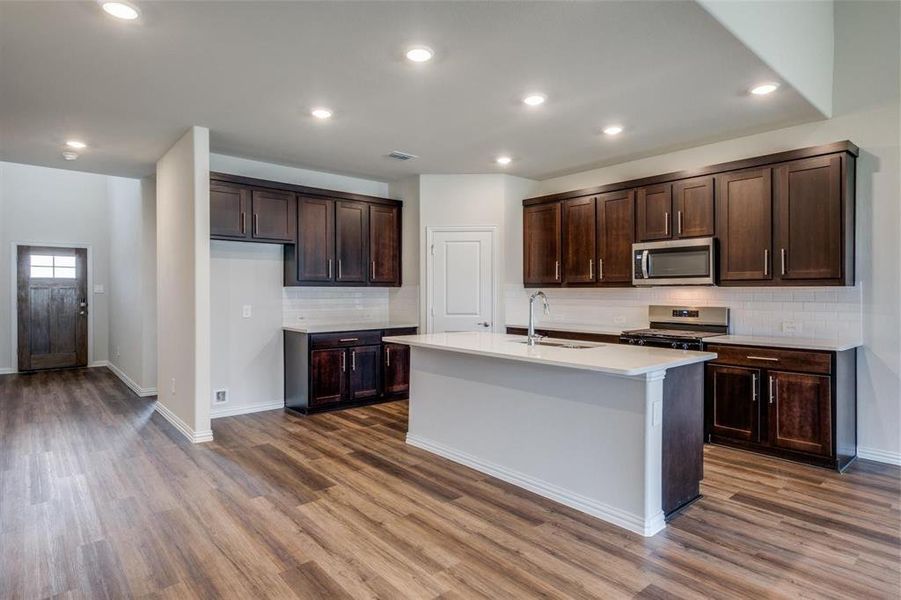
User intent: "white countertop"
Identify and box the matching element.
[283,321,419,334]
[702,334,862,352]
[506,322,638,336]
[383,332,716,377]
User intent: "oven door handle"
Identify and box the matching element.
[641,250,650,279]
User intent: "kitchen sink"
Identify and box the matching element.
[516,340,601,349]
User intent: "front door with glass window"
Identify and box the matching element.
[16,246,88,371]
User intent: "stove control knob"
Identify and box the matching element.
[671,342,679,349]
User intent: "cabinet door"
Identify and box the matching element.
[716,168,773,281]
[310,348,346,406]
[251,189,296,242]
[523,203,562,285]
[673,176,714,239]
[775,155,843,281]
[296,196,335,282]
[349,345,380,401]
[767,371,832,456]
[335,201,369,283]
[597,190,635,284]
[636,184,672,241]
[383,342,410,397]
[210,182,250,239]
[369,204,401,285]
[562,196,597,284]
[707,364,760,442]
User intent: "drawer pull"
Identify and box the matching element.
[351,350,356,371]
[386,347,391,367]
[751,373,758,402]
[768,375,775,404]
[339,338,359,342]
[746,355,779,361]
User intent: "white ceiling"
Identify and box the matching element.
[0,1,823,181]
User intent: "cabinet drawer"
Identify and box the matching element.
[383,327,417,337]
[310,331,382,349]
[706,344,831,375]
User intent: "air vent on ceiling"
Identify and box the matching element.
[388,150,418,161]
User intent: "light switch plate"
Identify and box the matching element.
[782,320,802,334]
[93,284,104,294]
[242,305,252,318]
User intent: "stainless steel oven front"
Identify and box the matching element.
[632,237,716,286]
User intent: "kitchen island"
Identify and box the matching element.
[382,332,717,536]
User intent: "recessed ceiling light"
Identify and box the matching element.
[65,140,87,150]
[311,108,333,120]
[522,94,546,107]
[496,156,512,166]
[405,46,434,63]
[750,82,780,95]
[99,1,140,20]
[603,125,624,136]
[62,151,79,161]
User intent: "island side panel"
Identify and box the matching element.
[405,347,666,536]
[661,362,704,517]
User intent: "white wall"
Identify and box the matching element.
[208,153,404,417]
[156,126,211,441]
[388,175,421,323]
[698,0,834,117]
[108,175,157,393]
[418,174,538,333]
[0,161,111,372]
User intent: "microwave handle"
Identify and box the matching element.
[641,250,649,279]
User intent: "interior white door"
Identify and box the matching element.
[430,229,494,333]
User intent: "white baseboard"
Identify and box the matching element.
[406,434,666,537]
[106,362,158,397]
[857,447,901,466]
[211,400,284,419]
[0,367,14,375]
[154,401,214,444]
[89,360,109,368]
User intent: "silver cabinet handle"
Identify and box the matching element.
[664,212,669,236]
[253,213,259,236]
[751,373,758,402]
[327,259,332,279]
[781,248,786,275]
[677,211,683,235]
[386,347,390,367]
[764,249,769,276]
[339,337,359,342]
[351,350,356,371]
[338,259,342,279]
[589,259,593,279]
[747,355,779,361]
[341,351,346,372]
[598,258,604,281]
[554,260,559,281]
[240,212,246,235]
[371,261,376,280]
[768,375,775,404]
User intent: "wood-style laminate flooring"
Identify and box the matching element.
[1,367,899,599]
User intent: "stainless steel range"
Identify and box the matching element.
[620,305,729,350]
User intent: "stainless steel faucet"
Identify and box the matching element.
[526,291,550,346]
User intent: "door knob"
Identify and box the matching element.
[476,321,491,328]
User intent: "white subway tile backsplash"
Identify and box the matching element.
[507,284,861,341]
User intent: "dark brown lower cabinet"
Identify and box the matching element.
[285,327,415,414]
[705,343,856,471]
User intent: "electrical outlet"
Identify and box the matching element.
[214,389,228,404]
[170,378,176,397]
[782,320,802,334]
[242,305,252,318]
[614,316,626,325]
[115,345,121,358]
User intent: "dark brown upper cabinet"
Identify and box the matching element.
[251,189,296,242]
[295,196,335,283]
[775,155,846,283]
[716,168,773,282]
[596,190,635,284]
[369,204,401,286]
[636,183,673,241]
[335,201,369,284]
[210,182,251,240]
[562,196,597,284]
[523,202,562,285]
[672,176,714,239]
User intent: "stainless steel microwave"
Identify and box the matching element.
[632,238,716,286]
